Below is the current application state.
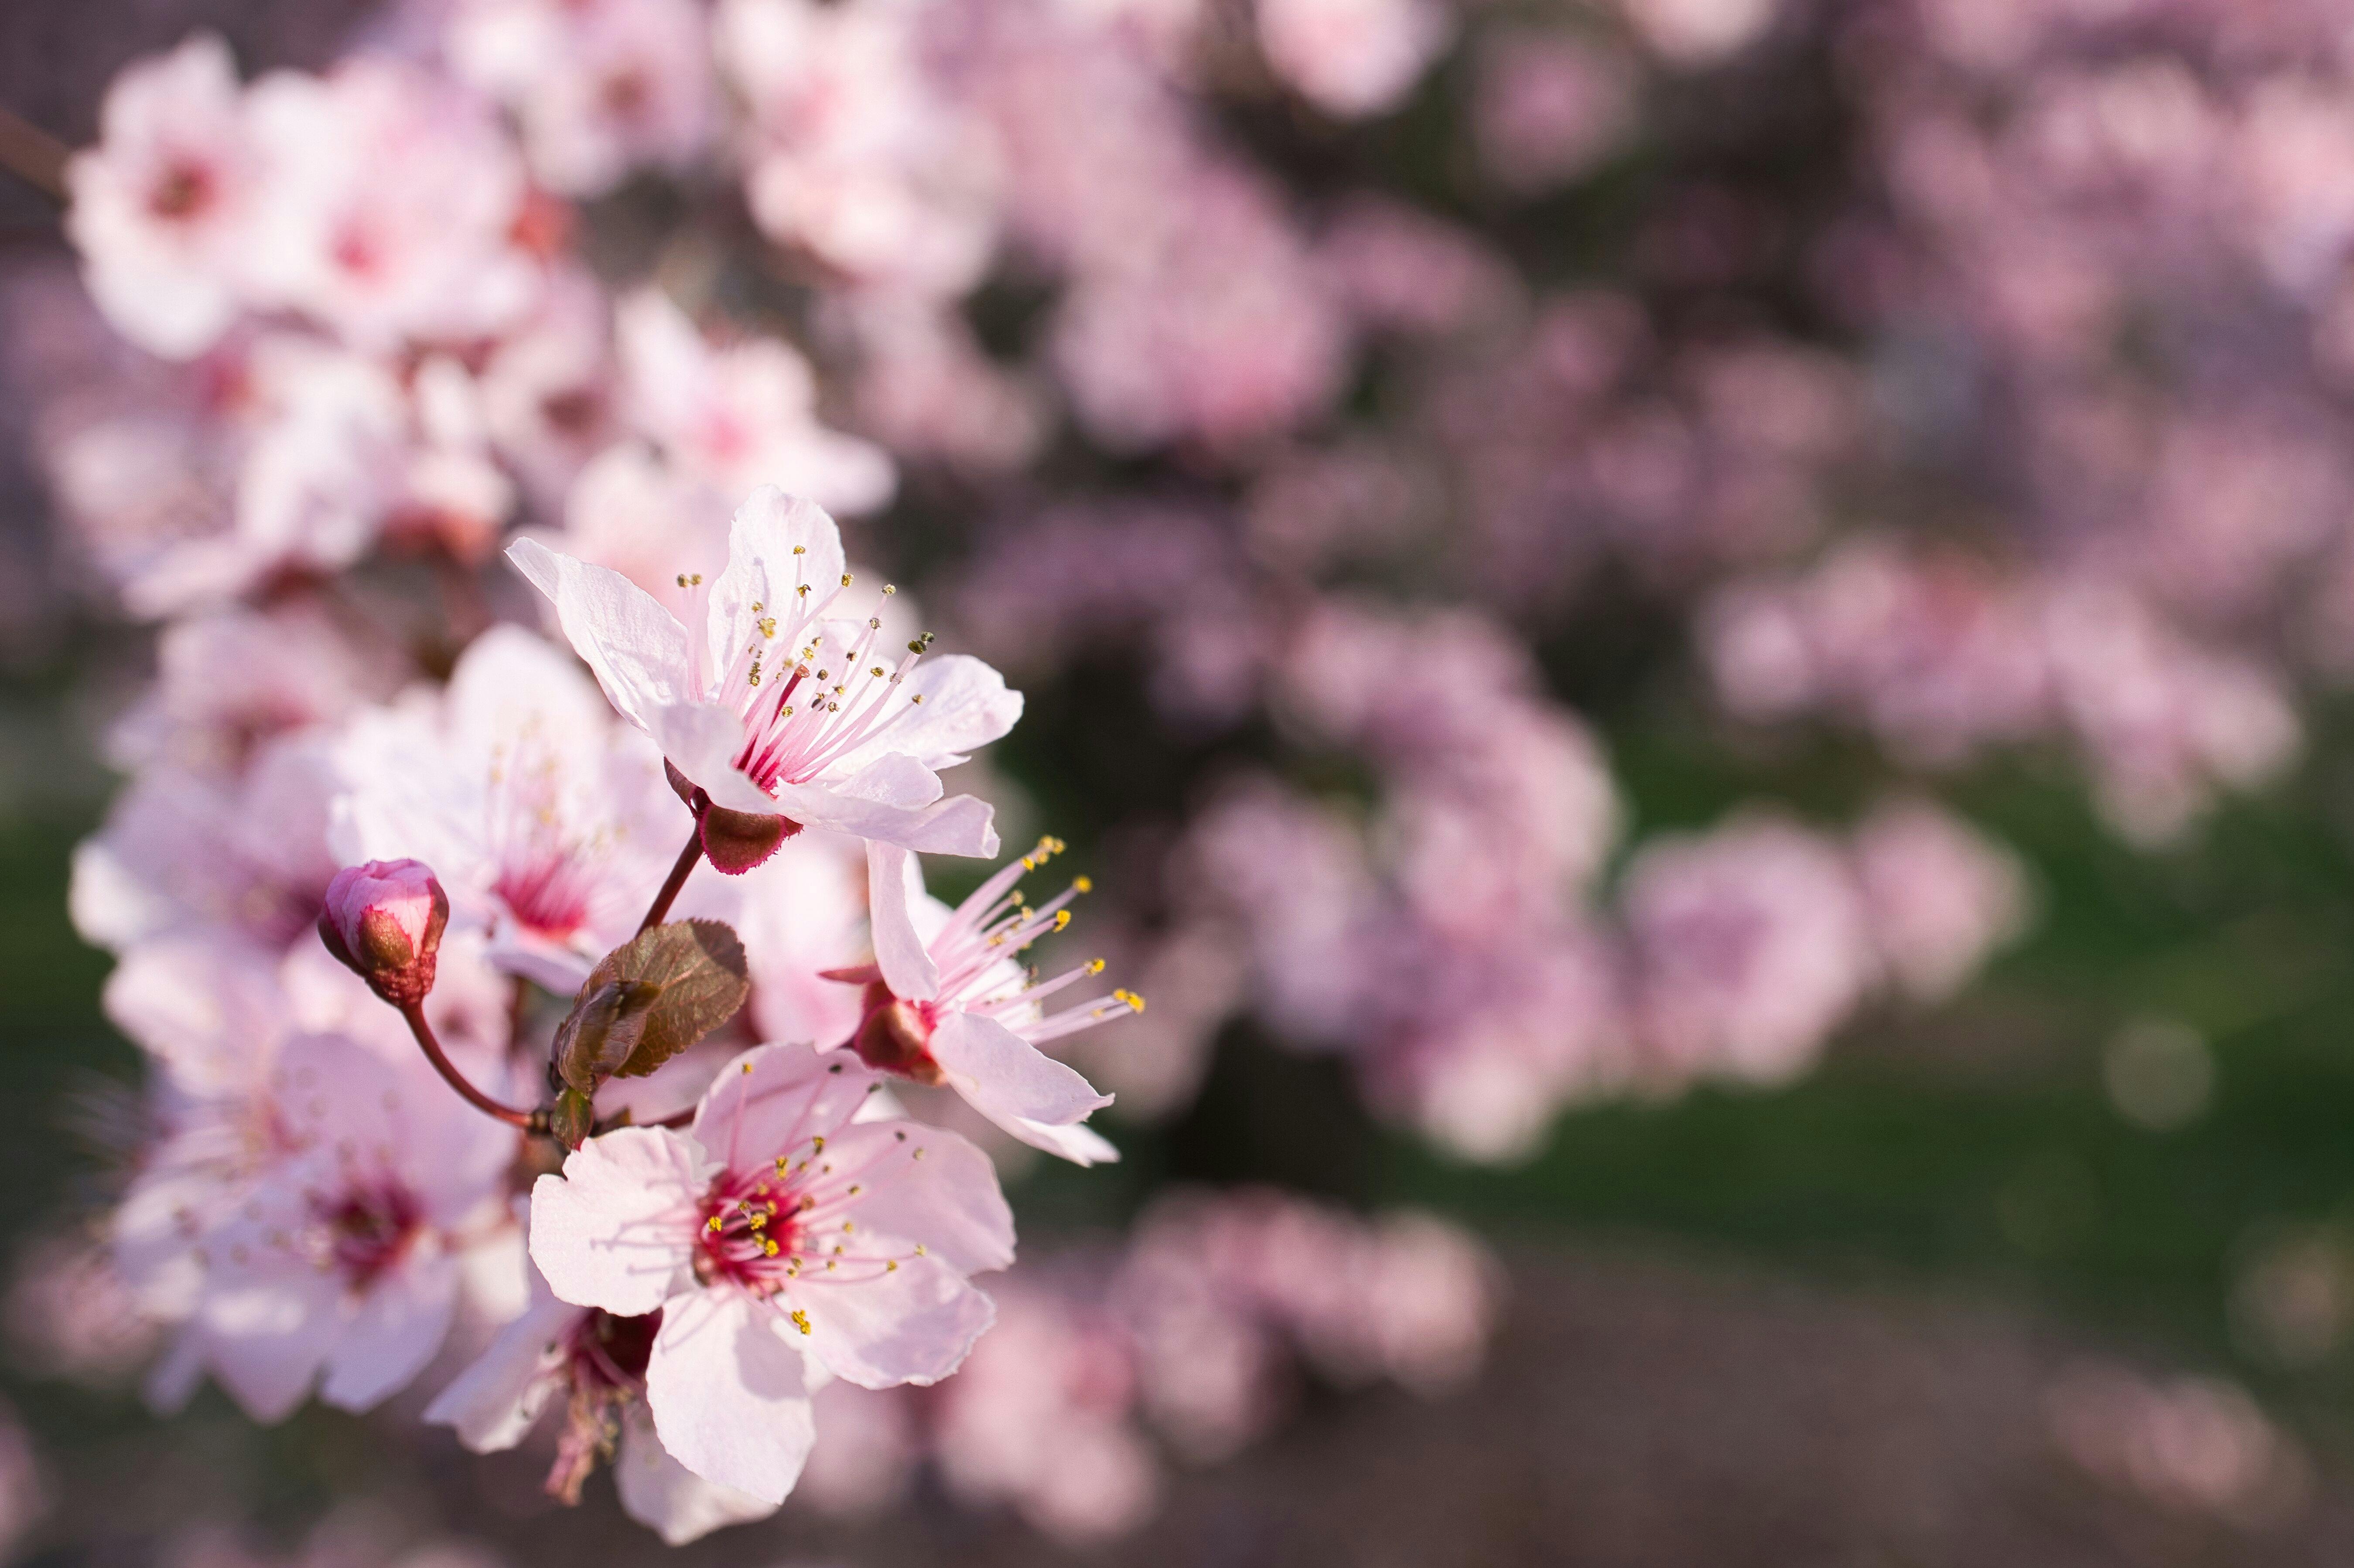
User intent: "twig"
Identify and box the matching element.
[0,107,69,207]
[400,1000,542,1131]
[639,828,705,933]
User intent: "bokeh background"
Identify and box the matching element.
[14,0,2354,1563]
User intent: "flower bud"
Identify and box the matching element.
[319,860,449,1006]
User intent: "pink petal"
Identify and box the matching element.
[424,1287,578,1452]
[930,1011,1114,1131]
[788,1247,995,1389]
[864,842,939,1001]
[507,537,693,734]
[827,654,1022,774]
[320,1254,460,1411]
[615,1405,780,1545]
[645,1287,817,1504]
[826,1122,1014,1275]
[529,1127,707,1316]
[690,1042,877,1173]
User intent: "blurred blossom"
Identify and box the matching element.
[0,1402,43,1565]
[1617,0,1779,68]
[446,0,714,197]
[1472,31,1639,195]
[1315,198,1521,338]
[1849,795,2030,1004]
[6,1230,160,1388]
[2046,1363,2310,1524]
[2231,1228,2354,1369]
[1623,813,1873,1086]
[1253,0,1454,121]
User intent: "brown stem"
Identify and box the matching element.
[638,828,704,933]
[0,107,68,206]
[400,1000,540,1131]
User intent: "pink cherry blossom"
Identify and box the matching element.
[616,288,894,516]
[1849,796,2031,1004]
[1254,0,1454,120]
[509,485,1019,857]
[1472,31,1640,195]
[1622,811,1875,1085]
[425,1255,775,1544]
[145,1031,519,1421]
[717,0,1001,297]
[477,267,622,514]
[241,58,539,351]
[334,625,685,991]
[547,442,733,600]
[64,34,263,359]
[527,1042,1014,1503]
[1619,0,1781,68]
[447,0,714,198]
[845,837,1130,1164]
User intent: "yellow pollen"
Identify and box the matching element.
[914,1243,927,1256]
[910,694,924,705]
[868,617,881,630]
[886,1260,898,1272]
[707,1216,723,1232]
[811,1136,825,1152]
[1086,958,1106,975]
[1114,989,1146,1013]
[840,573,852,586]
[1074,876,1093,893]
[790,1309,811,1334]
[764,1239,779,1256]
[1053,910,1072,931]
[883,584,896,595]
[792,545,806,555]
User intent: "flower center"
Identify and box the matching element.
[317,1181,421,1288]
[694,1171,806,1295]
[149,159,215,222]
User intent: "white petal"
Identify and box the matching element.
[689,1042,876,1173]
[864,841,938,1001]
[931,1011,1113,1131]
[788,1245,994,1390]
[774,771,999,858]
[195,1268,343,1422]
[644,1287,817,1504]
[827,654,1022,774]
[615,1405,780,1545]
[423,1288,579,1452]
[529,1128,707,1316]
[643,700,772,813]
[507,537,694,732]
[321,1254,459,1411]
[825,1123,1013,1275]
[1004,1116,1123,1168]
[705,486,846,682]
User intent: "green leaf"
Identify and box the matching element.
[585,919,751,1081]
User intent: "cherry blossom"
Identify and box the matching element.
[527,1042,1014,1503]
[333,626,683,992]
[425,1255,775,1544]
[1254,0,1454,121]
[64,33,261,359]
[509,485,1019,862]
[842,837,1131,1164]
[615,289,894,517]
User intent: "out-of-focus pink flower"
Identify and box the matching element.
[830,296,1047,473]
[1315,198,1521,337]
[2047,1361,2311,1524]
[793,1380,920,1517]
[148,1031,519,1421]
[0,1398,45,1563]
[616,288,895,515]
[932,1278,1160,1541]
[65,34,262,359]
[479,268,621,514]
[5,1230,160,1389]
[449,0,714,197]
[527,1043,1014,1503]
[242,58,539,350]
[334,626,682,992]
[1255,0,1454,120]
[71,734,342,956]
[1619,0,1780,68]
[1472,31,1639,194]
[548,442,733,601]
[318,858,451,1006]
[106,600,392,776]
[1623,811,1874,1085]
[718,0,1001,297]
[1850,796,2030,1004]
[846,838,1129,1163]
[510,486,1017,859]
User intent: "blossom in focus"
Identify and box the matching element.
[527,1042,1015,1503]
[65,34,261,359]
[844,838,1129,1164]
[1622,812,1874,1085]
[317,858,450,1006]
[510,485,1018,861]
[1850,796,2030,1004]
[1254,0,1454,121]
[334,626,683,992]
[426,1253,774,1544]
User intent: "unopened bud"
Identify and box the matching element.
[319,860,448,1007]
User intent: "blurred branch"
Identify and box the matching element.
[0,107,68,206]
